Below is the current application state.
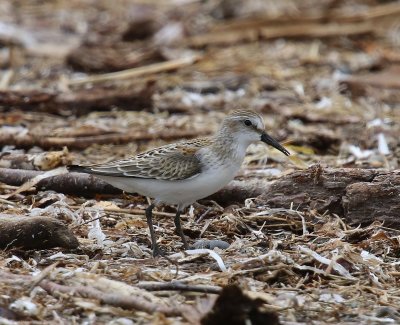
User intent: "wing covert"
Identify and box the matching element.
[84,141,206,180]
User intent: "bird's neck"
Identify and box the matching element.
[211,132,249,164]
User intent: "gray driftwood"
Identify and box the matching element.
[257,165,400,228]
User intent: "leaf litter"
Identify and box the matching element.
[0,0,400,324]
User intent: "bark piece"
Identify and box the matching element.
[343,174,400,228]
[0,83,155,115]
[258,165,378,215]
[207,179,269,205]
[0,168,121,196]
[0,215,79,250]
[200,285,280,325]
[122,19,158,41]
[258,166,400,228]
[55,82,156,113]
[0,306,17,320]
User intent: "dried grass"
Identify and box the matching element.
[0,0,399,324]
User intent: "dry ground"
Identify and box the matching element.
[0,0,400,324]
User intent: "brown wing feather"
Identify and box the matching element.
[79,138,212,180]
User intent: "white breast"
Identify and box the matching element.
[97,161,241,208]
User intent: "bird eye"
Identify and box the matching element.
[244,119,252,126]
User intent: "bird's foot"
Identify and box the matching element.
[182,236,189,251]
[152,244,166,257]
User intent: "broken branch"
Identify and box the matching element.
[137,281,222,294]
[68,55,200,85]
[40,280,182,316]
[187,22,373,47]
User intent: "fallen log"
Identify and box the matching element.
[0,82,155,115]
[207,179,269,204]
[0,215,79,250]
[0,168,121,196]
[343,174,400,227]
[1,166,399,228]
[0,167,266,203]
[258,165,378,215]
[257,165,400,228]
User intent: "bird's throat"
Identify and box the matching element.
[211,134,248,165]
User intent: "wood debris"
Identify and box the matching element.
[0,0,399,324]
[0,215,78,250]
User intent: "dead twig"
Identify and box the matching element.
[71,206,184,218]
[259,22,373,40]
[68,56,201,85]
[71,206,187,229]
[28,262,59,292]
[137,281,222,294]
[211,1,400,33]
[39,280,182,316]
[187,22,373,47]
[331,1,400,22]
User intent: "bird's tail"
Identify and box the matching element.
[67,165,93,174]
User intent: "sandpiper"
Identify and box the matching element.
[68,110,290,256]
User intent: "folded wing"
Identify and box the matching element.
[68,141,207,181]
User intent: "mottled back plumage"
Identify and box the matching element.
[69,138,212,180]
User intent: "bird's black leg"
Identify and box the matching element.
[145,203,163,257]
[174,207,189,250]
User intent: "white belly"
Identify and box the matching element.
[97,162,241,207]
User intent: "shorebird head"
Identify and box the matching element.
[220,110,290,156]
